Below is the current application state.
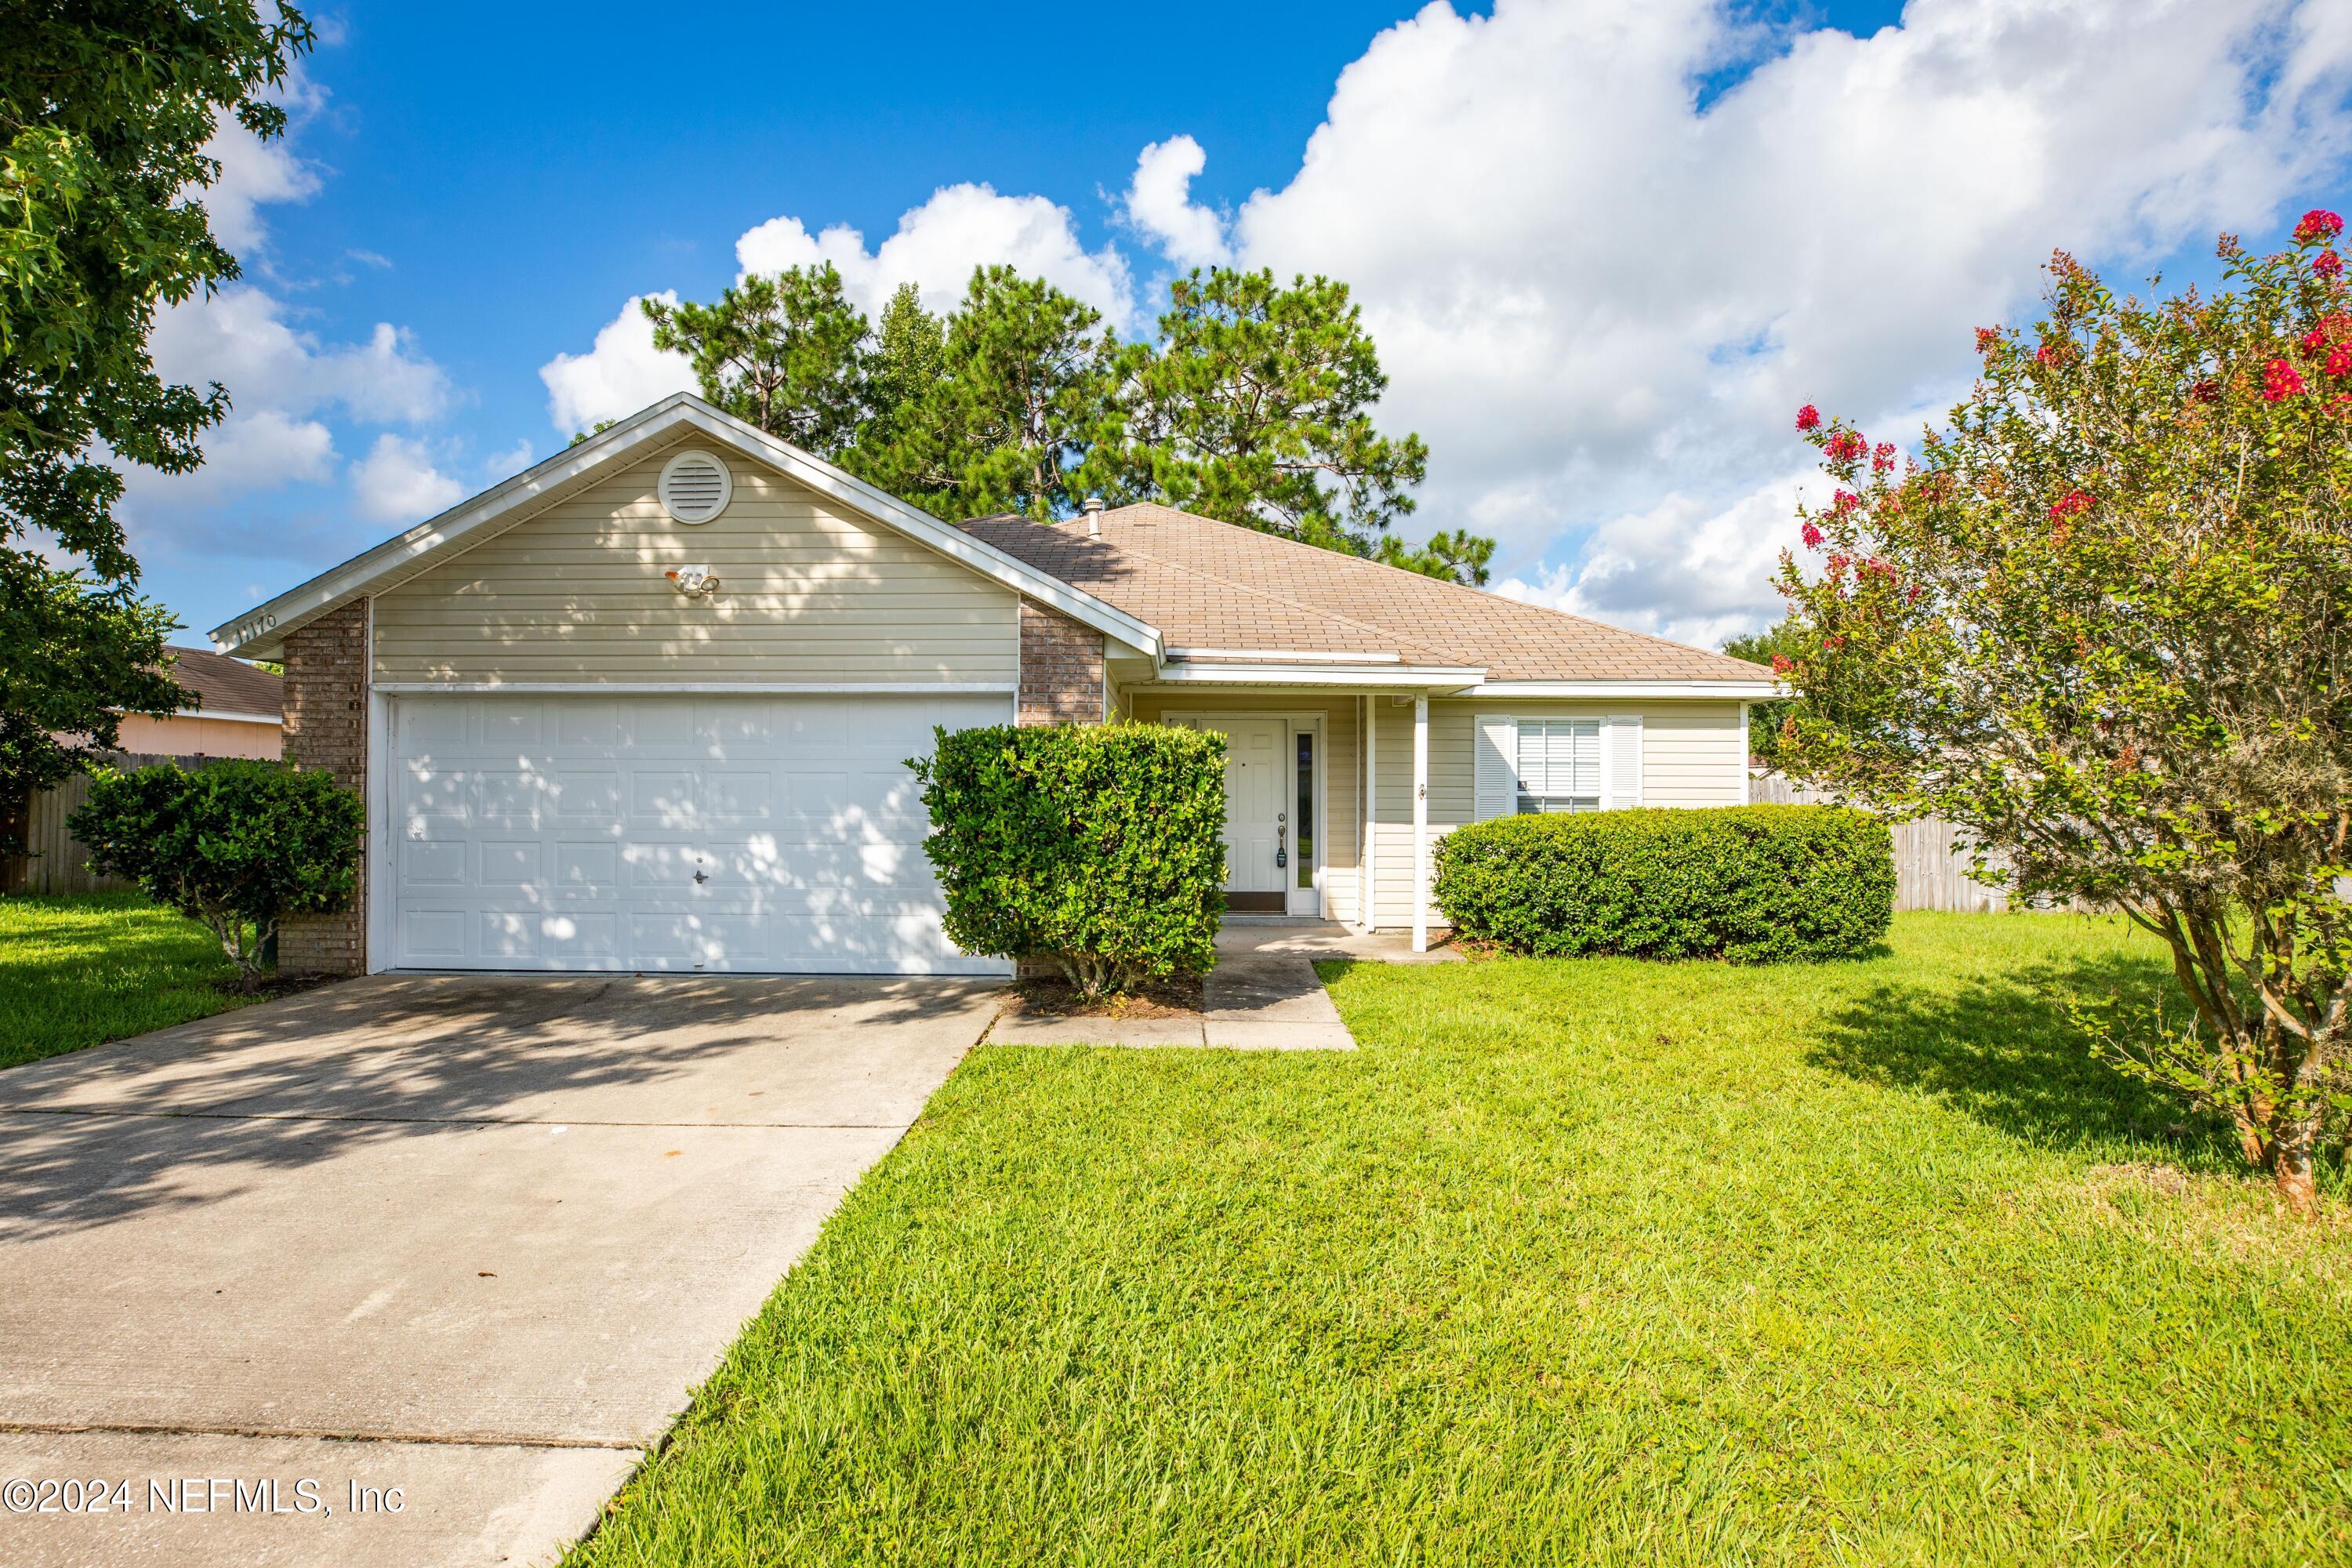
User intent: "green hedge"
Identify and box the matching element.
[1432,804,1894,963]
[913,723,1226,993]
[69,757,366,981]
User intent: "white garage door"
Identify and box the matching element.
[390,692,1009,974]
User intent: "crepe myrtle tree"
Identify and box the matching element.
[1772,215,2352,1208]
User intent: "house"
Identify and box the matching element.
[117,646,285,760]
[0,648,284,896]
[211,394,1775,977]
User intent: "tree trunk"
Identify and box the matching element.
[2271,1120,2320,1212]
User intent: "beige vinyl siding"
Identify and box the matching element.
[1367,698,1746,931]
[1129,691,1363,924]
[372,446,1018,686]
[1637,700,1748,807]
[1367,699,1472,931]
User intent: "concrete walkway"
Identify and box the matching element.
[0,974,996,1568]
[990,922,1456,1050]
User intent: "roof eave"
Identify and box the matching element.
[1463,678,1784,699]
[1145,661,1487,691]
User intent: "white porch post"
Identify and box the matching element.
[1411,692,1429,953]
[1363,694,1378,933]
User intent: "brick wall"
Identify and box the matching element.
[1018,597,1105,725]
[278,598,369,974]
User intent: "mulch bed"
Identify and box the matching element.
[1002,974,1205,1020]
[220,971,343,1004]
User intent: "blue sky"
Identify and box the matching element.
[125,0,2350,651]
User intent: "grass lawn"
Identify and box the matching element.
[574,913,2350,1566]
[0,892,250,1070]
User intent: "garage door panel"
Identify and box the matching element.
[626,705,698,748]
[695,702,775,749]
[480,702,543,747]
[554,702,619,747]
[476,770,549,828]
[555,841,620,891]
[401,840,468,887]
[704,769,776,824]
[399,764,475,828]
[392,693,1007,974]
[626,771,699,829]
[479,840,545,887]
[550,768,621,818]
[399,907,470,962]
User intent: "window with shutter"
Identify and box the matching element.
[1515,719,1602,813]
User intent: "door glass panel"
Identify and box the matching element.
[1295,730,1315,889]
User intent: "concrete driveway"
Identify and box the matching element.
[0,973,997,1567]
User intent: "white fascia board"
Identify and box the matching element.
[1145,662,1485,691]
[1464,679,1784,699]
[209,394,1164,662]
[1167,647,1403,664]
[165,708,282,724]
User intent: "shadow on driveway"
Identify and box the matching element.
[0,972,999,1240]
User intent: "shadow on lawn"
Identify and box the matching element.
[1809,946,2240,1163]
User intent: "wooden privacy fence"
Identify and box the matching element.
[1748,770,2042,913]
[2,753,214,897]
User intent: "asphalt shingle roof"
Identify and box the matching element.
[162,645,283,718]
[960,504,1771,682]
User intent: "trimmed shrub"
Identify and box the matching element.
[69,759,365,984]
[1432,804,1894,963]
[913,723,1226,993]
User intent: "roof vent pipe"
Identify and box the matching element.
[1083,495,1105,537]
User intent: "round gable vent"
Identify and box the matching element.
[658,449,733,524]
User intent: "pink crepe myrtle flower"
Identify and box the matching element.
[1769,653,1795,675]
[1825,430,1866,463]
[1795,404,1821,431]
[2048,491,2094,521]
[1800,521,1824,549]
[2295,209,2345,245]
[2318,252,2345,279]
[1831,490,1861,517]
[2303,326,2330,354]
[1871,441,1896,474]
[2263,358,2307,401]
[2329,343,2352,379]
[1975,326,1999,352]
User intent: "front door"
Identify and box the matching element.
[1217,717,1290,913]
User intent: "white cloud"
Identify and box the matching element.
[1122,136,1231,268]
[1495,471,1813,650]
[195,60,328,256]
[483,439,536,478]
[537,292,698,434]
[151,286,450,425]
[1213,0,2352,639]
[120,408,337,509]
[737,182,1135,325]
[351,433,464,523]
[202,114,318,256]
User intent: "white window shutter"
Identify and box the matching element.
[1606,713,1643,808]
[1474,714,1519,820]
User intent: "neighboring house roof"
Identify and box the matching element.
[960,504,1771,684]
[162,645,283,719]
